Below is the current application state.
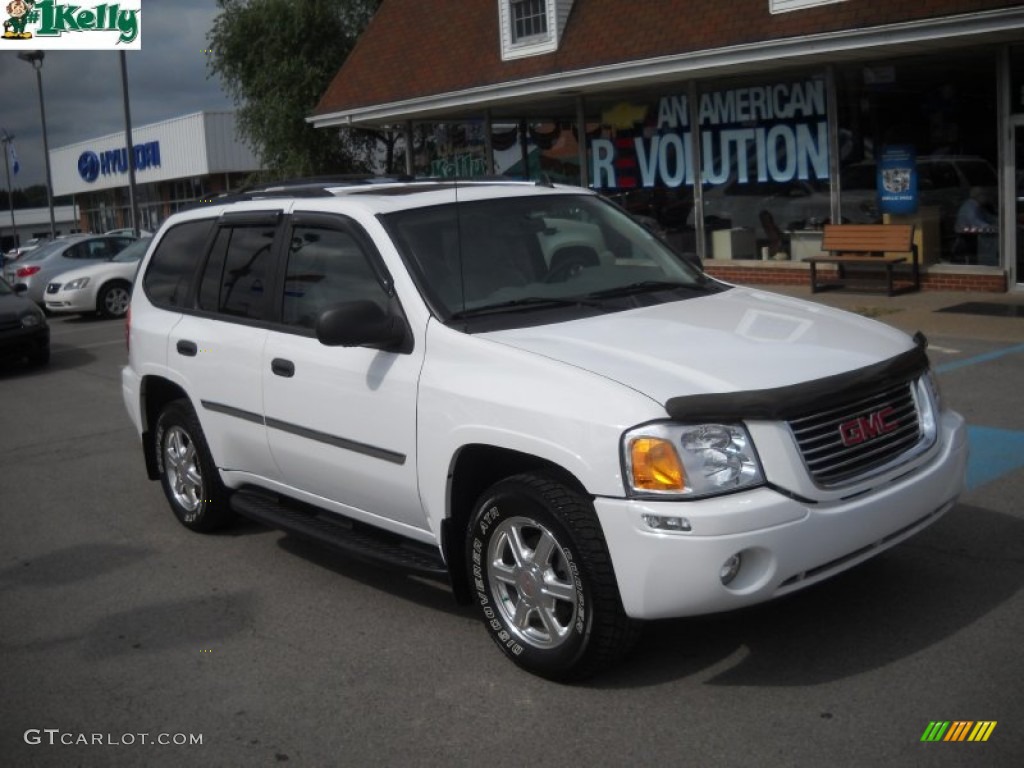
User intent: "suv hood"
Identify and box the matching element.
[483,287,916,406]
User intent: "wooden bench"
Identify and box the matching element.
[804,224,920,296]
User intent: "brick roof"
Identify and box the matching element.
[314,0,1019,118]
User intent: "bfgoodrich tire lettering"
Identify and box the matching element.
[155,399,233,532]
[467,472,639,681]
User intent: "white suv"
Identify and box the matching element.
[122,179,967,680]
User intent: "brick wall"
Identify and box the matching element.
[703,262,1008,292]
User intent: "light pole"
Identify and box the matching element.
[1,131,17,251]
[120,51,140,236]
[18,50,57,240]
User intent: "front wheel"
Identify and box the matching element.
[97,281,131,318]
[154,400,233,532]
[467,473,639,681]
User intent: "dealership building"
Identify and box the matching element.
[51,111,263,235]
[311,0,1024,291]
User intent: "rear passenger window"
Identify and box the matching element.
[281,225,389,329]
[143,220,214,308]
[197,224,275,320]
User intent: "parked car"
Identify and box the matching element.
[690,177,878,238]
[105,227,154,237]
[0,277,49,366]
[840,154,998,225]
[3,237,48,266]
[123,179,966,680]
[3,234,137,305]
[45,237,153,319]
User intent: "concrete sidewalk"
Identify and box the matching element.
[747,285,1024,343]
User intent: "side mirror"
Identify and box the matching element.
[315,300,410,352]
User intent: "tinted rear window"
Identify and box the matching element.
[143,220,214,308]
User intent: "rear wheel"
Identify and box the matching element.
[467,472,639,681]
[155,400,233,531]
[97,281,132,318]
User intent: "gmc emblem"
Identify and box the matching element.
[839,407,899,448]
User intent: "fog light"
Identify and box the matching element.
[720,553,742,585]
[642,514,691,532]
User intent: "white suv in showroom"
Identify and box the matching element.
[122,179,966,680]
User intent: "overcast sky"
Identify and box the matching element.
[0,1,234,190]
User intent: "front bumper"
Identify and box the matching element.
[45,291,95,314]
[0,325,49,359]
[595,410,967,620]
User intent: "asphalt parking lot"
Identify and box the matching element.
[1,291,1022,767]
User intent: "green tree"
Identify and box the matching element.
[208,0,380,178]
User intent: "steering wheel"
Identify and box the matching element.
[544,257,589,283]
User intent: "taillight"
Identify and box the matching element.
[16,265,41,278]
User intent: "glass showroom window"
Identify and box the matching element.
[836,52,998,265]
[695,75,832,261]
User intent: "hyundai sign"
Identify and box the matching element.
[78,141,161,183]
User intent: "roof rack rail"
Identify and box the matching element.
[186,175,417,208]
[183,174,565,211]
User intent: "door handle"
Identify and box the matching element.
[176,339,198,357]
[271,358,295,378]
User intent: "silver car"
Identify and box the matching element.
[2,234,136,305]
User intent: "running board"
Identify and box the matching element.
[230,488,448,578]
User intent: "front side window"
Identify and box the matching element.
[511,0,547,42]
[281,224,389,329]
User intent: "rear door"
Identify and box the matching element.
[169,212,281,480]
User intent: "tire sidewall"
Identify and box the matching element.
[99,282,130,318]
[468,480,593,677]
[154,401,223,531]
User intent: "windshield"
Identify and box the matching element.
[382,193,716,327]
[112,237,152,262]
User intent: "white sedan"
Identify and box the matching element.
[45,237,152,318]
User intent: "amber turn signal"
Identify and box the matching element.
[629,437,685,491]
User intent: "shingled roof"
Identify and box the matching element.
[312,0,1023,126]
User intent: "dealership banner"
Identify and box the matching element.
[591,78,829,190]
[1,1,141,49]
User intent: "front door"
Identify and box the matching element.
[261,213,427,534]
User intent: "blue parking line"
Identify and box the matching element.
[966,426,1024,491]
[934,342,1024,374]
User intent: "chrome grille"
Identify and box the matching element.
[788,381,922,487]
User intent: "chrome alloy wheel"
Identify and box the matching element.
[163,425,204,513]
[103,285,131,317]
[487,516,579,649]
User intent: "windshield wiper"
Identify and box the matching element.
[581,280,706,300]
[447,296,606,321]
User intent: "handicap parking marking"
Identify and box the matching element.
[965,425,1024,491]
[934,342,1024,375]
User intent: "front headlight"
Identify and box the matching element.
[20,312,43,328]
[63,277,90,291]
[623,422,764,498]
